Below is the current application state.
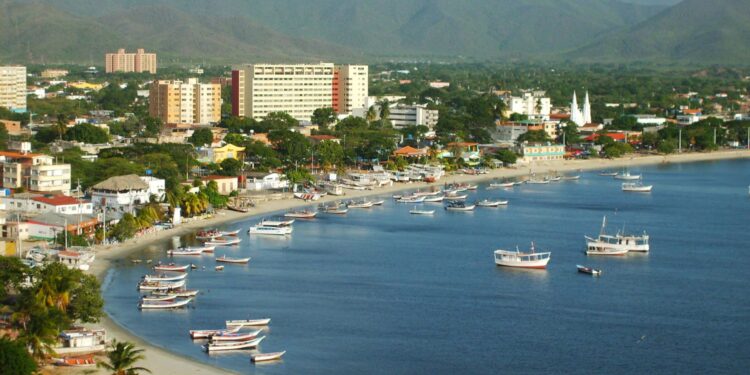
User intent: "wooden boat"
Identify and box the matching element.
[371,199,385,206]
[322,206,349,214]
[622,181,653,192]
[252,351,287,362]
[227,205,249,213]
[210,329,262,342]
[489,182,515,188]
[397,196,426,203]
[476,199,509,207]
[599,171,618,176]
[220,229,241,236]
[216,255,251,264]
[141,294,176,302]
[409,207,435,215]
[284,210,318,219]
[392,194,403,199]
[196,230,221,240]
[293,192,321,201]
[204,238,241,246]
[203,336,265,352]
[190,264,198,270]
[444,202,476,211]
[189,326,241,339]
[577,264,602,276]
[53,355,96,367]
[614,170,641,180]
[585,216,649,255]
[526,178,550,184]
[494,242,551,269]
[137,279,186,291]
[215,265,224,271]
[153,263,189,272]
[465,184,478,190]
[151,289,200,298]
[260,218,295,227]
[414,189,442,197]
[142,273,188,282]
[167,248,203,256]
[562,175,581,180]
[443,194,468,201]
[138,297,192,310]
[226,318,271,327]
[347,200,374,208]
[248,224,293,235]
[423,195,445,203]
[548,176,562,182]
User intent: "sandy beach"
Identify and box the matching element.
[57,149,749,375]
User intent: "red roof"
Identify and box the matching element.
[584,133,627,142]
[0,151,45,159]
[446,142,478,147]
[58,250,81,257]
[549,113,571,120]
[308,135,339,141]
[32,195,84,206]
[393,146,427,157]
[202,175,238,181]
[683,108,701,115]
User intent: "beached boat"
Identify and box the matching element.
[614,170,641,180]
[423,195,445,203]
[196,230,221,240]
[142,273,188,282]
[577,265,602,276]
[476,199,509,207]
[444,202,476,211]
[489,182,515,188]
[53,355,96,367]
[189,326,241,339]
[216,255,251,264]
[150,289,199,298]
[284,210,318,219]
[137,279,186,291]
[371,199,385,205]
[220,229,241,236]
[252,351,287,362]
[260,218,295,227]
[226,318,271,327]
[210,329,262,342]
[203,336,265,352]
[293,192,321,201]
[153,263,189,272]
[397,195,426,203]
[548,176,562,182]
[138,297,192,310]
[622,180,653,192]
[167,248,203,256]
[323,206,349,214]
[494,242,551,269]
[526,178,550,184]
[347,200,374,209]
[248,224,293,235]
[585,216,649,255]
[409,207,435,215]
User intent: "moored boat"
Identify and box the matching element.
[443,194,468,201]
[142,273,187,282]
[371,199,385,205]
[260,218,295,227]
[409,207,435,215]
[252,351,287,362]
[397,195,426,203]
[150,289,199,298]
[189,325,241,339]
[248,224,293,235]
[167,248,203,256]
[141,294,176,302]
[614,170,641,180]
[284,210,317,219]
[226,318,271,327]
[215,265,224,271]
[204,238,241,246]
[210,329,262,342]
[494,242,551,269]
[444,202,476,211]
[622,180,653,192]
[137,279,186,291]
[476,199,509,207]
[203,336,265,352]
[489,181,515,188]
[220,229,241,236]
[138,297,192,310]
[577,264,602,276]
[599,171,618,176]
[562,175,581,180]
[526,178,550,184]
[585,216,649,255]
[423,195,445,203]
[153,263,189,272]
[196,230,221,240]
[216,255,251,264]
[347,200,374,208]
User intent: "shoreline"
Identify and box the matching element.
[70,149,750,374]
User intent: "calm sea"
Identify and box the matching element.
[103,159,750,374]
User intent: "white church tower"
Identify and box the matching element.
[583,91,592,125]
[570,91,584,126]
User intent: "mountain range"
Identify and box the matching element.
[1,0,748,65]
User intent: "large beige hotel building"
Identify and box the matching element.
[0,66,27,113]
[149,78,222,125]
[231,63,368,121]
[105,49,157,74]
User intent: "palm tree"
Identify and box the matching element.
[366,106,377,122]
[98,340,151,375]
[34,263,77,312]
[378,100,390,122]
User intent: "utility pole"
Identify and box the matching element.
[713,128,717,146]
[64,218,68,249]
[678,127,682,153]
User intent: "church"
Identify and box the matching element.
[570,91,592,127]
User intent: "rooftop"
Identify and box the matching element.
[32,195,87,206]
[92,174,148,191]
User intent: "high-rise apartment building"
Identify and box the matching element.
[0,66,27,113]
[149,78,221,125]
[105,49,157,74]
[232,63,368,121]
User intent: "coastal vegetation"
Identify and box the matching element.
[99,340,151,375]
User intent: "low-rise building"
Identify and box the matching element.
[517,143,565,163]
[2,193,93,215]
[40,69,69,78]
[506,90,551,118]
[90,175,160,212]
[439,142,481,166]
[197,143,245,164]
[201,175,238,195]
[244,172,289,191]
[0,151,72,194]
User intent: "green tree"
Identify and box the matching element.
[259,112,298,131]
[558,121,581,144]
[110,213,139,242]
[219,158,243,176]
[495,149,518,165]
[658,139,677,154]
[312,107,337,128]
[517,129,551,143]
[64,123,110,144]
[0,256,29,301]
[18,306,67,360]
[315,140,344,170]
[223,133,246,147]
[143,117,163,138]
[0,123,8,150]
[602,142,633,158]
[0,337,37,375]
[67,273,104,323]
[98,340,151,375]
[189,128,213,147]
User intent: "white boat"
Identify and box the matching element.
[220,229,241,236]
[599,171,618,176]
[260,218,295,227]
[323,207,348,214]
[614,170,641,180]
[562,175,581,180]
[548,176,562,182]
[142,273,188,282]
[347,200,374,209]
[252,351,287,362]
[203,336,265,352]
[577,265,602,276]
[189,326,241,339]
[141,294,177,302]
[216,255,251,264]
[293,192,321,201]
[409,207,435,215]
[284,210,317,218]
[423,195,445,203]
[414,189,441,197]
[248,224,292,235]
[476,199,509,207]
[150,289,199,298]
[585,216,649,255]
[138,297,192,310]
[622,180,653,192]
[153,263,189,272]
[204,238,241,247]
[397,196,426,203]
[494,242,551,269]
[371,199,385,205]
[167,248,203,256]
[226,318,271,327]
[489,182,514,188]
[137,279,186,291]
[210,329,262,342]
[215,265,224,271]
[443,194,468,201]
[445,202,476,211]
[526,179,550,184]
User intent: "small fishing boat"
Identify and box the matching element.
[443,194,468,201]
[142,273,188,282]
[293,192,321,201]
[284,210,317,219]
[141,294,176,302]
[220,229,241,236]
[562,175,581,180]
[189,326,241,339]
[526,178,550,184]
[252,351,287,362]
[414,189,442,197]
[347,200,374,209]
[476,199,509,207]
[196,230,221,240]
[392,194,403,199]
[203,336,265,352]
[548,176,562,182]
[153,263,189,272]
[190,264,198,270]
[397,195,426,203]
[423,195,445,203]
[371,199,385,206]
[150,289,199,298]
[622,181,653,192]
[137,279,186,291]
[324,207,349,214]
[53,355,96,367]
[138,297,192,310]
[226,318,271,327]
[167,248,204,256]
[494,242,551,269]
[215,265,224,271]
[444,202,476,211]
[489,182,515,188]
[210,329,262,342]
[260,218,295,227]
[248,224,293,235]
[599,171,618,176]
[409,207,435,215]
[216,255,251,264]
[614,170,641,180]
[204,238,242,246]
[577,265,602,276]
